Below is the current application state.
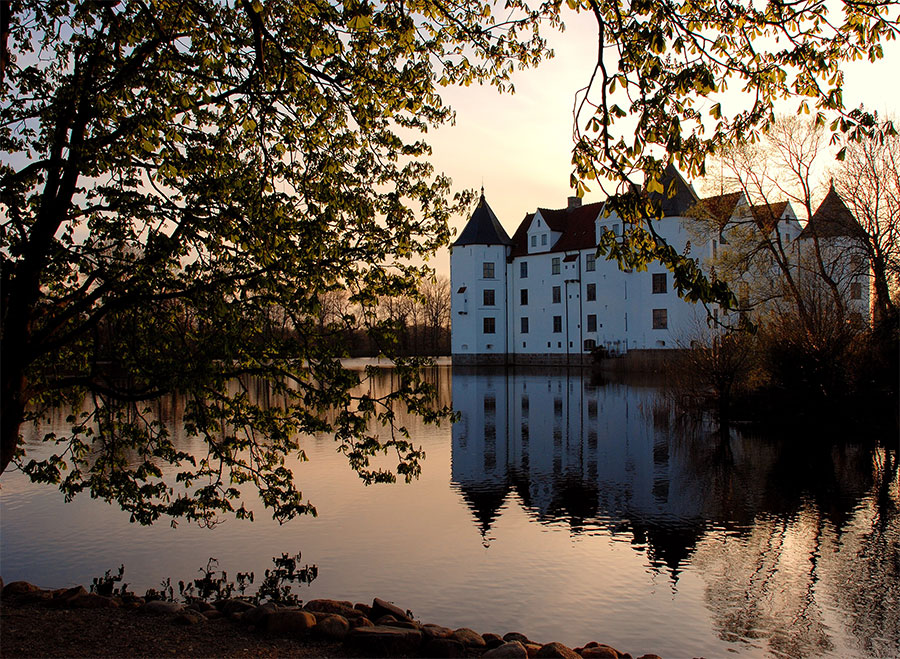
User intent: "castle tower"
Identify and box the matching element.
[450,193,512,364]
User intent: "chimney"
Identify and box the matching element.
[567,196,582,211]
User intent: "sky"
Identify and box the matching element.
[423,8,900,277]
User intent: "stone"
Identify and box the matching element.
[217,598,255,615]
[636,655,662,659]
[203,609,224,620]
[121,595,145,608]
[315,614,351,640]
[345,625,424,657]
[525,643,544,658]
[504,632,532,645]
[536,642,581,659]
[375,614,398,625]
[483,632,505,649]
[484,641,530,658]
[173,611,206,625]
[243,602,278,627]
[421,624,455,640]
[2,581,51,604]
[140,600,185,615]
[354,602,374,618]
[53,586,88,603]
[305,598,363,620]
[68,593,119,609]
[264,609,317,637]
[350,617,375,629]
[579,646,620,658]
[422,637,467,657]
[382,619,421,630]
[2,581,42,599]
[371,597,413,622]
[452,627,487,648]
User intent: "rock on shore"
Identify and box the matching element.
[1,580,662,659]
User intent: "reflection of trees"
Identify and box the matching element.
[25,364,454,478]
[695,511,835,658]
[693,446,899,658]
[824,448,900,657]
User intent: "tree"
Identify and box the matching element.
[3,0,899,524]
[568,0,898,310]
[0,0,554,523]
[834,113,900,327]
[687,117,891,404]
[693,118,837,329]
[420,276,451,355]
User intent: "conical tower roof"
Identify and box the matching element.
[649,163,700,217]
[453,193,513,247]
[800,184,867,240]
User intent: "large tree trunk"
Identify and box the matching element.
[0,354,26,474]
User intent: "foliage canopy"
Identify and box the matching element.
[2,0,898,524]
[569,0,898,308]
[0,0,554,523]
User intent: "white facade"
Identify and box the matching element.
[451,192,717,363]
[451,177,873,364]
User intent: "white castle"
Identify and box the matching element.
[450,165,871,365]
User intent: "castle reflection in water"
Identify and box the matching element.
[448,367,894,583]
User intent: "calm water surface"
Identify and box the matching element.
[1,364,898,658]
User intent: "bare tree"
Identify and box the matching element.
[420,276,451,355]
[701,118,860,330]
[834,115,900,326]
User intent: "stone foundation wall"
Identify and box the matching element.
[451,353,594,366]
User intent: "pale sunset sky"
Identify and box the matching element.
[424,8,900,277]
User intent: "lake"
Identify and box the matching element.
[1,363,898,658]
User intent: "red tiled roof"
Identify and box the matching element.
[509,203,605,257]
[749,201,790,234]
[690,191,743,227]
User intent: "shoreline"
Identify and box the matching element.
[1,579,663,659]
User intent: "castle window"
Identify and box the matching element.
[586,283,596,301]
[521,317,529,334]
[520,289,528,305]
[553,316,562,333]
[520,261,528,278]
[483,262,495,279]
[652,308,668,330]
[552,286,561,303]
[851,282,863,300]
[586,253,596,271]
[652,273,667,294]
[531,235,537,247]
[483,317,496,334]
[542,234,548,246]
[587,314,597,332]
[484,395,496,415]
[552,257,560,275]
[483,289,495,306]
